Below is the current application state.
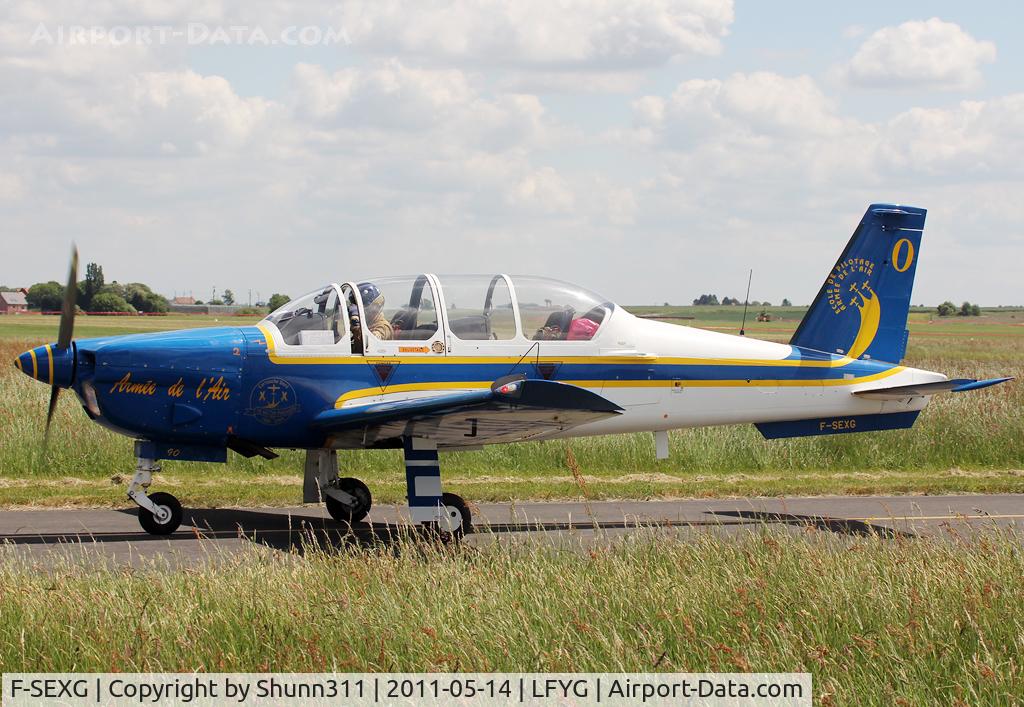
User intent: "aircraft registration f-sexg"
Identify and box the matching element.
[15,204,1013,536]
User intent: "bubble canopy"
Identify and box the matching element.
[263,275,615,345]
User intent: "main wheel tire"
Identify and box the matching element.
[325,477,372,524]
[440,492,472,539]
[138,491,183,535]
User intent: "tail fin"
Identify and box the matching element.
[790,204,926,363]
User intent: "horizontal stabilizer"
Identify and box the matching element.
[854,376,1013,400]
[756,411,920,439]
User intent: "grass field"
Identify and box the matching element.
[1,529,1021,704]
[0,308,1020,508]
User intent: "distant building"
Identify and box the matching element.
[172,296,196,305]
[0,291,28,314]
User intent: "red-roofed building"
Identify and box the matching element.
[0,291,28,314]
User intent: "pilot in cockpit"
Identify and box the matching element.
[357,282,393,340]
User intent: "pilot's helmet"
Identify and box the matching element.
[358,282,385,316]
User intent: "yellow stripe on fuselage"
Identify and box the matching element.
[44,344,53,385]
[256,323,857,369]
[336,381,493,406]
[29,348,38,380]
[14,357,22,372]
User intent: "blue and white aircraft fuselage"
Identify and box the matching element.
[14,204,1012,536]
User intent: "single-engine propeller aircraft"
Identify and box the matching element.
[16,204,1012,536]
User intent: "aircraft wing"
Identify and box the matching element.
[853,376,1013,400]
[311,375,623,448]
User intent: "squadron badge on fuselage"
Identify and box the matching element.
[245,377,300,425]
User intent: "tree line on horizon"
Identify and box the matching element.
[937,301,982,317]
[691,294,792,307]
[16,262,276,314]
[23,263,170,314]
[687,295,986,317]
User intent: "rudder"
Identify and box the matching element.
[790,204,926,363]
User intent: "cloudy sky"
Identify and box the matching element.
[1,1,1020,306]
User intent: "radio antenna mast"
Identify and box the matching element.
[739,269,753,336]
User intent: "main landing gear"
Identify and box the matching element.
[128,456,183,535]
[304,449,373,524]
[402,437,471,539]
[304,440,472,539]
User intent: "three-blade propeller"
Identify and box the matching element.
[44,246,78,447]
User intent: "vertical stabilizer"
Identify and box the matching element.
[790,204,926,363]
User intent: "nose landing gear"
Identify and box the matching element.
[127,456,183,535]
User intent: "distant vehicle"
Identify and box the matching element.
[16,204,1012,537]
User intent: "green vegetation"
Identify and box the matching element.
[89,291,134,313]
[938,300,984,317]
[23,261,171,314]
[25,281,64,311]
[960,301,983,317]
[1,531,1021,703]
[267,293,290,311]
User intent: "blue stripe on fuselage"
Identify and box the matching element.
[240,326,897,393]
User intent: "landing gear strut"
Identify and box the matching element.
[305,449,373,524]
[128,456,183,535]
[303,444,471,538]
[404,437,472,539]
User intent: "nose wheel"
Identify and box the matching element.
[127,458,184,535]
[137,491,183,535]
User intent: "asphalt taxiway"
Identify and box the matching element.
[1,494,1021,566]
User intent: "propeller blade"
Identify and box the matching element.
[43,385,60,448]
[57,245,78,350]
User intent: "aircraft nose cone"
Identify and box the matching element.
[15,344,75,387]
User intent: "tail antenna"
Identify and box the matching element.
[739,269,753,336]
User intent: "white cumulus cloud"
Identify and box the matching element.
[290,60,554,152]
[843,18,996,90]
[634,72,852,150]
[338,0,734,69]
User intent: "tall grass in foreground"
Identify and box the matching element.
[1,530,1022,704]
